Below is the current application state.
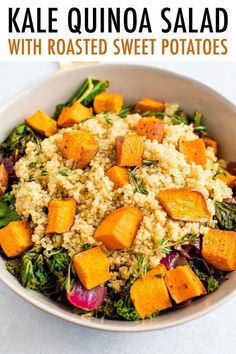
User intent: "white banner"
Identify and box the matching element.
[0,0,235,62]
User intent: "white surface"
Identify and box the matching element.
[0,62,236,353]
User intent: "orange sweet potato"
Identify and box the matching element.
[93,92,123,114]
[94,206,143,249]
[60,130,98,169]
[73,246,111,289]
[117,135,143,167]
[0,221,32,257]
[105,166,129,190]
[25,110,57,137]
[202,229,236,271]
[157,187,211,222]
[164,265,207,304]
[137,117,164,142]
[135,98,165,113]
[57,101,93,127]
[130,265,172,319]
[203,137,218,155]
[217,169,236,187]
[181,138,206,166]
[0,164,8,196]
[46,198,76,234]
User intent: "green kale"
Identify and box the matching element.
[188,260,221,293]
[146,312,159,319]
[207,276,220,293]
[114,277,140,321]
[191,111,208,136]
[193,111,203,126]
[5,258,21,277]
[6,246,75,298]
[0,123,42,162]
[53,78,109,119]
[95,298,117,319]
[0,192,16,205]
[215,201,236,231]
[115,298,140,321]
[188,260,208,282]
[0,195,21,228]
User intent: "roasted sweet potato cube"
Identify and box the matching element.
[60,130,98,169]
[202,229,236,271]
[181,138,206,166]
[57,101,93,128]
[0,221,32,258]
[137,117,164,142]
[117,135,143,167]
[73,246,111,289]
[203,137,218,155]
[93,92,123,114]
[130,265,172,319]
[105,166,128,190]
[135,98,165,113]
[217,169,236,187]
[25,110,57,137]
[0,164,8,196]
[46,198,76,234]
[94,206,143,249]
[157,187,211,222]
[164,265,207,304]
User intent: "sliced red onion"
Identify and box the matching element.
[223,197,236,205]
[161,251,188,269]
[160,251,180,269]
[2,158,18,183]
[67,282,106,311]
[191,237,201,252]
[178,236,201,259]
[194,258,212,276]
[178,245,193,260]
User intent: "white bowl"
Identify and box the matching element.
[0,64,236,332]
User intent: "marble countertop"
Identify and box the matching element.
[0,62,235,354]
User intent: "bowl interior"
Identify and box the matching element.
[0,64,236,331]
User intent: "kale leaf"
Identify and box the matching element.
[188,260,223,293]
[189,111,208,137]
[207,276,220,293]
[114,277,140,321]
[215,201,236,231]
[6,246,74,299]
[0,123,41,162]
[0,194,21,228]
[115,298,140,321]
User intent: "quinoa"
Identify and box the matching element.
[13,105,232,292]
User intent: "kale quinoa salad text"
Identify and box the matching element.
[0,77,236,320]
